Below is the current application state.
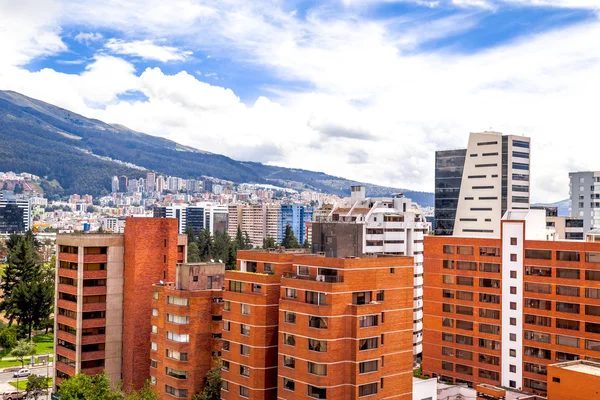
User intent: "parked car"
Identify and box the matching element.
[11,368,31,378]
[1,391,26,400]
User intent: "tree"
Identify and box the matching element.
[123,381,158,400]
[234,226,245,251]
[197,229,213,261]
[281,225,299,249]
[26,374,50,400]
[10,339,35,367]
[262,237,276,249]
[193,363,222,400]
[10,265,54,338]
[243,232,252,250]
[185,225,196,245]
[0,326,17,349]
[58,372,121,400]
[187,242,201,262]
[213,231,231,265]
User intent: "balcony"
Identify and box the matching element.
[83,302,106,312]
[83,270,107,279]
[57,315,77,328]
[57,330,77,344]
[82,318,106,329]
[58,253,78,263]
[81,366,105,376]
[55,361,76,377]
[58,268,78,279]
[83,254,107,263]
[83,286,107,296]
[81,334,106,345]
[57,299,77,312]
[56,345,76,360]
[282,272,344,283]
[57,284,77,296]
[81,350,106,361]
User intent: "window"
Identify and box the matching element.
[480,263,500,273]
[306,291,326,305]
[390,268,395,274]
[524,379,547,392]
[456,276,473,286]
[222,341,230,351]
[479,278,500,288]
[557,268,580,279]
[308,339,327,352]
[358,383,378,397]
[524,363,547,376]
[376,290,385,301]
[585,269,600,282]
[510,286,517,294]
[456,305,473,316]
[556,335,579,348]
[556,319,580,331]
[456,335,473,346]
[480,247,500,256]
[526,299,552,310]
[525,282,551,294]
[167,314,190,325]
[510,270,517,278]
[240,324,250,336]
[166,367,188,380]
[556,285,580,297]
[479,354,500,366]
[443,304,454,313]
[456,349,472,361]
[443,260,454,269]
[456,320,473,331]
[509,349,516,357]
[525,331,551,343]
[442,361,454,371]
[229,281,243,293]
[359,337,378,351]
[298,266,310,275]
[283,356,295,368]
[586,322,600,334]
[285,288,297,299]
[360,315,378,328]
[264,263,274,273]
[457,246,474,255]
[151,325,158,334]
[479,309,500,319]
[151,342,157,351]
[510,333,517,341]
[510,365,516,373]
[165,385,188,398]
[479,324,500,335]
[442,289,454,299]
[442,275,454,284]
[586,339,600,352]
[307,386,327,399]
[525,249,552,260]
[556,302,580,314]
[456,364,473,376]
[167,296,190,306]
[513,162,529,170]
[479,369,500,381]
[443,245,454,254]
[283,334,296,346]
[525,314,551,327]
[284,312,296,324]
[308,316,328,329]
[510,302,517,310]
[223,301,230,311]
[457,261,477,271]
[223,321,230,331]
[556,352,579,362]
[240,344,250,356]
[283,378,295,391]
[586,252,600,263]
[240,365,250,377]
[240,303,251,315]
[524,347,551,360]
[525,266,552,277]
[307,362,327,376]
[442,333,454,342]
[442,318,454,328]
[239,386,249,398]
[166,349,188,361]
[510,254,517,262]
[586,288,600,299]
[586,304,600,317]
[479,293,500,304]
[166,332,189,343]
[557,251,580,262]
[442,347,453,356]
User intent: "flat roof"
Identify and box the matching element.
[558,362,600,377]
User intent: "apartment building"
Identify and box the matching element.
[221,250,415,399]
[0,193,31,233]
[435,131,531,237]
[422,209,600,396]
[311,188,430,361]
[569,171,600,233]
[236,205,280,248]
[54,218,187,392]
[279,204,313,246]
[154,203,229,235]
[151,262,225,399]
[532,206,584,240]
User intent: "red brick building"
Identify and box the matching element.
[221,250,415,399]
[422,212,600,396]
[151,262,225,399]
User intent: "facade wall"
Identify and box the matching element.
[569,171,600,233]
[422,231,600,395]
[546,362,600,400]
[122,218,186,391]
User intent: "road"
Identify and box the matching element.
[0,365,54,385]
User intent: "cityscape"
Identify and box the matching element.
[1,1,599,400]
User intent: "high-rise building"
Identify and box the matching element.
[532,206,584,240]
[54,218,188,392]
[569,171,600,233]
[151,262,225,398]
[146,172,156,192]
[112,176,119,193]
[435,132,531,237]
[128,179,139,193]
[422,209,600,396]
[311,188,430,360]
[278,204,313,245]
[156,176,166,193]
[0,193,31,233]
[154,204,229,235]
[221,250,415,400]
[227,205,243,239]
[118,176,128,193]
[203,180,213,194]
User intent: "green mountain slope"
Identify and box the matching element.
[0,90,433,205]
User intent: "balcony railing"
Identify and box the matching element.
[282,272,344,283]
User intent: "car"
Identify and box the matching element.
[1,391,26,400]
[11,368,30,378]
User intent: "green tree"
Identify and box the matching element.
[26,374,50,400]
[187,242,201,263]
[281,225,299,249]
[193,363,222,400]
[58,372,121,400]
[185,225,196,245]
[11,264,54,338]
[226,242,237,270]
[10,339,35,367]
[213,231,231,265]
[262,236,276,249]
[243,232,252,250]
[123,381,158,400]
[197,229,213,261]
[0,325,17,349]
[86,205,95,213]
[234,226,245,251]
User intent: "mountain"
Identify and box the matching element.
[0,90,433,205]
[532,199,570,217]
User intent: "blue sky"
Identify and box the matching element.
[1,0,600,201]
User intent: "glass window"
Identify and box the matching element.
[283,356,295,368]
[556,251,580,262]
[359,337,378,351]
[285,288,297,298]
[556,268,580,279]
[525,249,552,260]
[443,245,454,254]
[556,319,580,331]
[524,331,551,343]
[359,360,378,374]
[308,339,327,352]
[240,324,250,336]
[308,362,327,376]
[556,335,579,348]
[556,286,580,297]
[358,383,378,397]
[307,386,326,399]
[283,378,295,391]
[457,246,473,255]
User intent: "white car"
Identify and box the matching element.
[11,368,30,378]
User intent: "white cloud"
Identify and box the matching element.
[74,32,103,43]
[1,0,600,202]
[105,39,192,62]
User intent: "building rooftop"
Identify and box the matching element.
[552,360,600,377]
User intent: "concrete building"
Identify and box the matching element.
[154,204,229,235]
[146,172,156,192]
[238,205,280,248]
[311,187,430,361]
[569,171,600,234]
[278,204,313,246]
[112,176,119,193]
[221,250,415,400]
[54,218,187,392]
[118,176,128,193]
[422,209,600,396]
[151,262,225,398]
[532,206,585,240]
[435,132,531,237]
[0,193,32,233]
[546,360,600,400]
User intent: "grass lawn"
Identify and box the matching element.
[33,333,54,355]
[0,356,54,369]
[9,378,52,390]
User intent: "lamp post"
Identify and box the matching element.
[46,352,50,400]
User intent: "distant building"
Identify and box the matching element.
[111,176,119,193]
[0,192,32,233]
[146,172,156,192]
[156,176,165,193]
[435,131,531,236]
[154,203,229,235]
[569,171,600,233]
[532,206,584,240]
[203,179,213,193]
[151,262,225,398]
[278,204,313,245]
[118,176,128,193]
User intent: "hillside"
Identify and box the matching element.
[0,90,433,205]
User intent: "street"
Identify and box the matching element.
[0,364,54,386]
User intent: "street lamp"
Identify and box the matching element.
[46,352,50,400]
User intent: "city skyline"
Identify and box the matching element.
[2,1,600,202]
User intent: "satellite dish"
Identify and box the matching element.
[218,259,223,263]
[159,280,164,285]
[210,259,215,262]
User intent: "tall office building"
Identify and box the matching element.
[154,204,229,235]
[435,132,531,237]
[278,204,313,245]
[146,172,156,192]
[54,219,187,392]
[112,176,120,193]
[569,171,600,234]
[118,176,128,193]
[0,193,31,233]
[150,262,225,398]
[422,209,600,396]
[311,187,430,360]
[156,176,166,193]
[221,250,415,400]
[203,180,213,194]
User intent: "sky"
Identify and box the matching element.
[1,0,599,202]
